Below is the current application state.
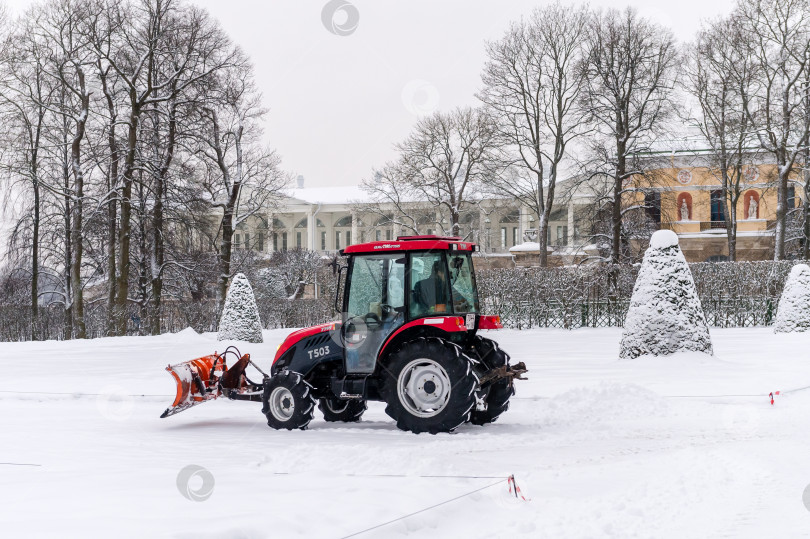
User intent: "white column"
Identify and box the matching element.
[519,205,529,244]
[351,211,358,246]
[478,206,487,248]
[324,212,333,250]
[567,200,575,247]
[269,213,276,252]
[307,209,316,251]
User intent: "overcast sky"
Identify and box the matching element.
[6,0,737,187]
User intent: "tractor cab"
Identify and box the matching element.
[338,236,481,374]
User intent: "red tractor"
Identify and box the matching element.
[161,236,526,434]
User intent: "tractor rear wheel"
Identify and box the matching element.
[469,335,514,425]
[262,371,316,430]
[380,337,478,434]
[318,398,367,422]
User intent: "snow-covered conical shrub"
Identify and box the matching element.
[218,273,263,343]
[773,264,810,333]
[619,230,712,359]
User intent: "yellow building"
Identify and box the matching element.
[631,156,804,261]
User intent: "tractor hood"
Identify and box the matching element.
[273,321,341,364]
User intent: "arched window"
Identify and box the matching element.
[271,218,286,229]
[295,217,325,228]
[334,215,353,227]
[375,215,394,226]
[744,190,760,219]
[676,192,693,221]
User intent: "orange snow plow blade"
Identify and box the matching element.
[161,349,262,418]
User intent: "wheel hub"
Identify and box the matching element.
[397,358,452,418]
[269,387,295,422]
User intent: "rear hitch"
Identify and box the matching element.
[479,361,528,388]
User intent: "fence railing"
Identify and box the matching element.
[488,296,778,330]
[0,259,802,341]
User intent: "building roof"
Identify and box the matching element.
[285,185,369,205]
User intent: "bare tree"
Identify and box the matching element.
[737,0,810,260]
[32,0,96,338]
[0,9,56,340]
[362,106,500,237]
[479,2,589,265]
[88,0,239,334]
[191,62,286,315]
[684,13,757,261]
[579,8,678,264]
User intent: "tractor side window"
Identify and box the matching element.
[448,253,479,314]
[409,253,451,318]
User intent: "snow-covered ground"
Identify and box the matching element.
[2,327,810,537]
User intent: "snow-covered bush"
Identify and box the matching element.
[619,230,713,358]
[773,264,810,333]
[218,273,263,342]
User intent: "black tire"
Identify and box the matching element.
[380,337,479,434]
[469,335,515,426]
[262,370,316,430]
[318,398,367,422]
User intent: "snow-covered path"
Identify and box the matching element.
[2,328,810,538]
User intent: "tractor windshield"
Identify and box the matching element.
[409,252,479,318]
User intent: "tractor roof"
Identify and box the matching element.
[342,235,477,255]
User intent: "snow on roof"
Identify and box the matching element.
[509,242,554,253]
[285,185,370,205]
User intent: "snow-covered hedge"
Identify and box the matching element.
[773,263,810,333]
[218,273,263,342]
[618,231,713,358]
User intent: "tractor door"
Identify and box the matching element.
[342,253,406,374]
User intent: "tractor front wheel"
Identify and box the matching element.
[262,371,316,430]
[381,337,478,434]
[319,398,367,422]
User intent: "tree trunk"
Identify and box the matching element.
[804,174,810,260]
[31,178,39,341]
[62,110,73,340]
[114,98,141,335]
[70,83,90,339]
[217,202,236,316]
[100,66,119,336]
[612,147,626,265]
[150,95,177,336]
[538,213,549,266]
[774,159,788,261]
[722,169,737,262]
